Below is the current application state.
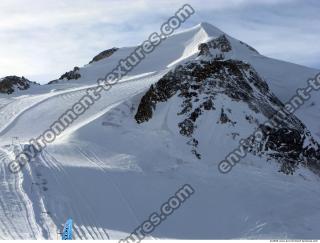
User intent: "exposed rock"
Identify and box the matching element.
[257,126,320,174]
[59,66,81,81]
[134,38,320,174]
[219,108,232,124]
[135,59,271,159]
[198,34,232,56]
[135,59,274,124]
[89,47,118,64]
[0,76,37,94]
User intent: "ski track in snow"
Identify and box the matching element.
[0,72,166,239]
[0,146,43,239]
[0,23,320,239]
[0,71,167,141]
[0,70,168,239]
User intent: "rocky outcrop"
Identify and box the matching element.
[135,39,320,174]
[0,76,37,94]
[89,47,118,64]
[198,34,232,56]
[48,66,81,84]
[135,59,275,124]
[59,66,81,81]
[257,126,316,175]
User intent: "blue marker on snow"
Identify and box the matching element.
[62,218,73,240]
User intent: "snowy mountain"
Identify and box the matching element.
[0,22,320,240]
[134,57,320,174]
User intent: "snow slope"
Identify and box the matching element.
[0,22,320,239]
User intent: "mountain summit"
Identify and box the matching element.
[0,22,320,239]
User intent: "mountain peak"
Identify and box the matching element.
[195,22,225,36]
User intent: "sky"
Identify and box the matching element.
[0,0,319,83]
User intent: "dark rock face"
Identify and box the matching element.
[48,66,81,84]
[58,66,81,81]
[198,34,232,56]
[219,108,232,124]
[135,39,320,174]
[0,76,35,94]
[135,75,179,124]
[89,48,118,64]
[48,67,81,84]
[246,125,320,174]
[136,59,275,124]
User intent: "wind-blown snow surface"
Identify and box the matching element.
[0,23,320,239]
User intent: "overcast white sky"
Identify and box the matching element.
[0,0,319,83]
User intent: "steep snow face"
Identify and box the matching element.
[1,22,320,240]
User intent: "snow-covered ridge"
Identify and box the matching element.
[1,22,320,239]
